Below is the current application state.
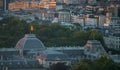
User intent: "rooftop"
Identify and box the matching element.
[15,34,45,50]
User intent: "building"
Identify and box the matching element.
[0,34,70,69]
[60,22,76,30]
[58,11,71,23]
[104,18,120,50]
[88,0,97,4]
[0,0,3,11]
[47,46,85,64]
[84,40,108,60]
[104,33,120,50]
[56,3,64,11]
[110,17,120,33]
[49,0,56,8]
[48,40,108,63]
[109,55,120,63]
[66,0,86,5]
[0,0,10,11]
[44,11,55,22]
[8,1,29,10]
[107,3,120,17]
[56,0,64,4]
[1,33,119,69]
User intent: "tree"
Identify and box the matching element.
[0,17,28,48]
[87,30,100,40]
[70,57,120,70]
[92,57,120,70]
[50,63,69,70]
[72,31,88,46]
[0,17,106,48]
[70,61,90,70]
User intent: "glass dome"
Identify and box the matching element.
[15,34,45,51]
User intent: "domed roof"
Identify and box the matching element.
[15,34,45,50]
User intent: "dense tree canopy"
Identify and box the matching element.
[70,57,120,70]
[0,17,29,48]
[70,61,90,70]
[50,63,69,70]
[0,17,104,48]
[92,57,120,70]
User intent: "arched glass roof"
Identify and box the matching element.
[15,34,45,50]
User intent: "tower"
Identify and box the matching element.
[4,0,6,11]
[0,0,4,11]
[3,0,10,12]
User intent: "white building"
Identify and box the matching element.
[104,18,120,50]
[109,55,120,63]
[45,12,55,21]
[58,11,71,22]
[60,22,76,29]
[104,33,120,50]
[110,17,120,33]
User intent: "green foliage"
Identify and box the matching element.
[0,17,105,48]
[50,62,69,70]
[92,57,120,70]
[0,17,28,48]
[70,62,90,70]
[72,31,88,46]
[70,57,120,70]
[34,23,74,47]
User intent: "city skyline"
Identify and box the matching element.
[0,0,120,70]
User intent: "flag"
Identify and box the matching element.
[30,25,34,31]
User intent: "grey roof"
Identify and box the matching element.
[0,48,18,52]
[86,40,102,46]
[0,60,41,68]
[15,34,45,50]
[44,50,69,60]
